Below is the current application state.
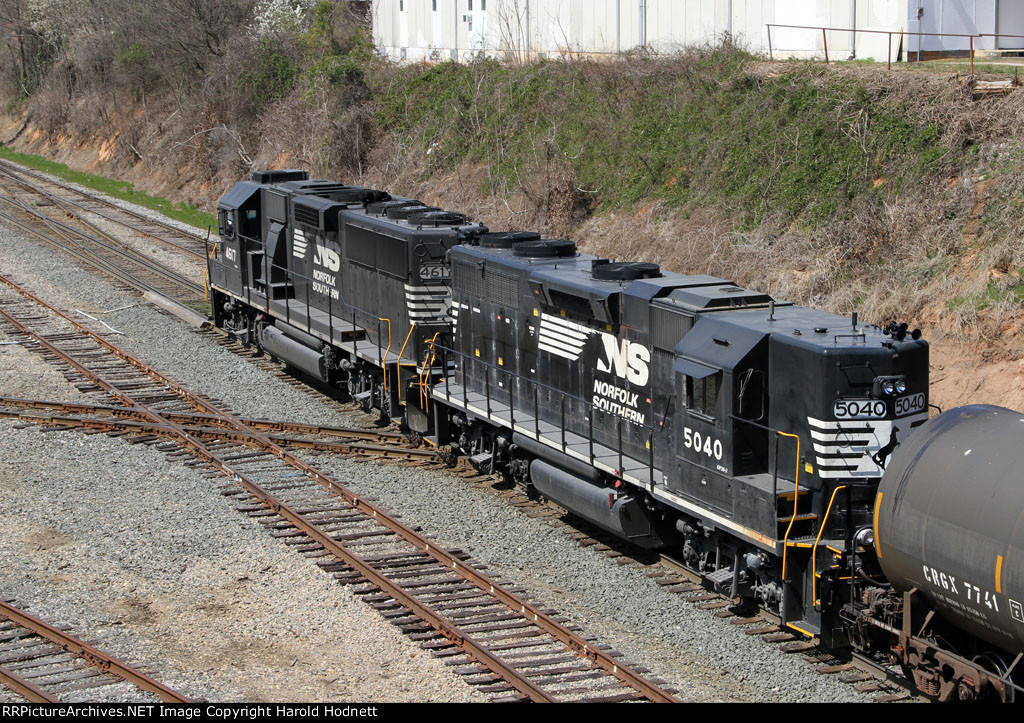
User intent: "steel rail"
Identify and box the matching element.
[0,195,204,299]
[0,190,205,296]
[0,396,408,443]
[0,409,434,460]
[0,159,206,254]
[0,600,191,703]
[0,664,56,703]
[0,170,205,264]
[0,273,678,703]
[0,282,559,702]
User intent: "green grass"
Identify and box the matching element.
[910,60,1024,76]
[0,146,215,230]
[946,278,1024,312]
[376,49,954,230]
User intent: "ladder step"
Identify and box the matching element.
[705,567,734,585]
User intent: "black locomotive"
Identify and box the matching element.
[207,170,1022,702]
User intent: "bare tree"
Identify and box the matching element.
[495,0,528,64]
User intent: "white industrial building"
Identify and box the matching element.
[370,0,1024,63]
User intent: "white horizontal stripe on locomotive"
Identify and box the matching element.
[539,325,588,349]
[293,229,310,259]
[540,313,591,337]
[405,283,451,321]
[807,413,928,478]
[537,335,586,361]
[538,342,581,362]
[538,313,591,361]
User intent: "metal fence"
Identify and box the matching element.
[767,24,1024,74]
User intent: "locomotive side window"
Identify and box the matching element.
[687,373,720,419]
[243,209,259,238]
[219,211,235,238]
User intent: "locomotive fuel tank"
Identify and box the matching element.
[876,405,1024,655]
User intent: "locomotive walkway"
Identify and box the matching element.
[0,272,679,703]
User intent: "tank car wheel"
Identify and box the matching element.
[971,652,1015,703]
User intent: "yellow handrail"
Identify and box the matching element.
[419,333,442,411]
[778,430,802,582]
[395,323,417,402]
[377,317,392,393]
[203,242,219,303]
[397,323,417,358]
[812,485,846,609]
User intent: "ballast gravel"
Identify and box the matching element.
[0,420,484,703]
[0,183,866,702]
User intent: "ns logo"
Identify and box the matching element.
[313,244,341,272]
[596,333,650,387]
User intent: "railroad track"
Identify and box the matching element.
[0,159,208,260]
[447,465,920,702]
[0,396,432,462]
[0,165,207,313]
[0,600,189,703]
[146,251,922,702]
[0,273,679,703]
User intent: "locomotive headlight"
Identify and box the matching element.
[873,375,907,398]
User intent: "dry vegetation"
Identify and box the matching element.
[3,1,1024,406]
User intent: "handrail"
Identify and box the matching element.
[210,238,404,363]
[395,323,418,402]
[211,235,395,332]
[812,485,847,610]
[779,430,803,582]
[766,23,989,73]
[204,242,220,302]
[419,332,443,411]
[377,316,392,393]
[396,322,417,361]
[425,340,665,483]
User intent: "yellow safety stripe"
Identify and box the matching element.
[873,492,883,559]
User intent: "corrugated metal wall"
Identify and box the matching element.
[370,0,1024,63]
